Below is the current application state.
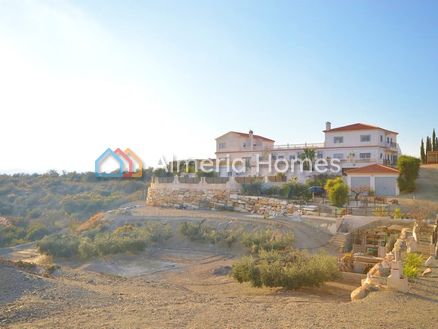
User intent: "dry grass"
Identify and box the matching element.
[76,212,105,233]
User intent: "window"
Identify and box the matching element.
[360,135,371,142]
[360,153,371,159]
[272,155,277,160]
[218,142,226,149]
[277,155,284,159]
[380,135,383,142]
[334,136,344,144]
[333,153,344,159]
[317,152,323,159]
[380,153,383,159]
[243,157,251,167]
[242,143,246,148]
[289,155,296,160]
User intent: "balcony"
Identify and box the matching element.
[385,142,398,149]
[270,142,324,150]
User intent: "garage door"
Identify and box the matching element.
[350,177,370,191]
[375,177,397,196]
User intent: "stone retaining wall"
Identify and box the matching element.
[146,177,295,217]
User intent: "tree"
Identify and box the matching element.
[325,177,349,207]
[397,155,421,192]
[351,185,370,202]
[433,129,437,151]
[420,139,426,164]
[426,136,432,153]
[299,148,316,171]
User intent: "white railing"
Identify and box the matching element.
[270,142,325,150]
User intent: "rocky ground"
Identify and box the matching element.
[1,207,437,328]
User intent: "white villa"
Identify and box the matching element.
[214,122,402,196]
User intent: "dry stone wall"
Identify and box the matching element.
[146,180,296,217]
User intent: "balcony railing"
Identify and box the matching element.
[270,142,324,150]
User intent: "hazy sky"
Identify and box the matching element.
[1,0,437,173]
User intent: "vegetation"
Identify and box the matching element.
[280,181,311,200]
[397,155,421,192]
[420,128,438,163]
[240,229,294,254]
[299,148,316,171]
[37,223,172,259]
[0,169,160,247]
[179,221,240,247]
[403,253,424,279]
[325,177,349,207]
[231,249,339,289]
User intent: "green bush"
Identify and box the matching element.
[231,249,339,289]
[325,177,349,207]
[280,182,310,200]
[37,222,172,259]
[403,253,424,279]
[241,229,294,254]
[180,221,240,247]
[38,234,80,257]
[397,156,421,192]
[241,182,263,196]
[399,156,421,189]
[25,223,50,241]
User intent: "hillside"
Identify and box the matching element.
[0,171,152,248]
[399,164,438,202]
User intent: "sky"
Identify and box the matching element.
[0,0,437,174]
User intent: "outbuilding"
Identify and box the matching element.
[345,164,400,197]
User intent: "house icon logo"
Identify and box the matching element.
[95,148,143,178]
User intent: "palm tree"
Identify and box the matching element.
[299,148,316,170]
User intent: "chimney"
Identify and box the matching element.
[249,130,254,150]
[325,122,332,131]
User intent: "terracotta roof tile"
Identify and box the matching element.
[216,131,275,142]
[345,164,400,175]
[324,123,398,135]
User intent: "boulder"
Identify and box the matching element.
[351,286,368,301]
[421,268,433,277]
[425,256,438,268]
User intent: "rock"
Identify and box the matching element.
[421,268,433,277]
[425,256,438,268]
[212,266,232,276]
[351,286,368,301]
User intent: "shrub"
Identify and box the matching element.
[397,156,421,192]
[241,229,293,254]
[180,221,239,247]
[393,208,402,219]
[280,182,311,200]
[325,177,349,207]
[25,223,50,241]
[231,249,339,289]
[403,253,424,279]
[37,234,80,257]
[241,182,263,196]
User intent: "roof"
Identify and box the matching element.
[215,131,275,142]
[345,164,400,175]
[324,123,398,135]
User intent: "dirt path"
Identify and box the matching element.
[1,260,437,329]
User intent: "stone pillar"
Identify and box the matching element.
[387,260,408,292]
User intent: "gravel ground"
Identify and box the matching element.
[1,261,437,329]
[1,206,437,328]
